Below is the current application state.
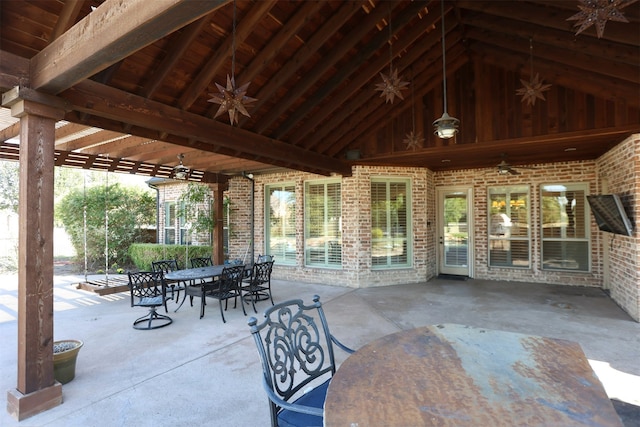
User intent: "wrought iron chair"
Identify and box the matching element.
[152,259,187,305]
[127,271,173,330]
[256,254,274,263]
[190,256,213,268]
[241,260,274,313]
[189,264,245,321]
[190,256,215,285]
[248,295,354,427]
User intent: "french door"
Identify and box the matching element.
[437,187,473,277]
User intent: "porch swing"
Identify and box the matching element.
[76,163,130,295]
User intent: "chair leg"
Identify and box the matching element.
[239,292,247,316]
[218,299,226,323]
[200,295,205,319]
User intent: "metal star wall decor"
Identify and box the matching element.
[403,130,424,151]
[516,73,552,106]
[516,38,551,106]
[208,74,257,125]
[376,68,410,104]
[206,0,257,126]
[567,0,633,39]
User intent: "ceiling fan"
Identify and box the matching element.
[494,154,536,175]
[174,154,190,179]
[496,159,520,175]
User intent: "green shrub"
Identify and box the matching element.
[128,243,213,271]
[57,183,155,269]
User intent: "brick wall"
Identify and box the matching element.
[435,161,601,287]
[596,134,639,321]
[163,136,640,321]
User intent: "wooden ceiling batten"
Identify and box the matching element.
[0,0,637,178]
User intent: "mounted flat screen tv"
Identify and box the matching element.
[587,194,634,237]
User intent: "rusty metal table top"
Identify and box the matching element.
[324,324,622,427]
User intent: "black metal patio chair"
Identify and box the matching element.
[241,260,274,313]
[127,271,173,330]
[152,259,187,304]
[189,264,245,321]
[248,295,354,427]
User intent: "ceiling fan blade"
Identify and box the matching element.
[508,168,520,175]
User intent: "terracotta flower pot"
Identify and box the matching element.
[53,340,83,384]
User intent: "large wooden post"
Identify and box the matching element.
[211,183,225,265]
[3,88,66,421]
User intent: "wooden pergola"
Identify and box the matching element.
[0,0,638,420]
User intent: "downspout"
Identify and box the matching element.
[242,172,255,263]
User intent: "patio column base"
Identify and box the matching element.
[6,383,62,421]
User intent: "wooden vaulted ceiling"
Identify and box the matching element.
[0,0,639,182]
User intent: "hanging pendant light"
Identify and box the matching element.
[433,0,459,140]
[208,0,257,125]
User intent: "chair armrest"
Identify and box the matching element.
[261,377,324,417]
[331,335,355,354]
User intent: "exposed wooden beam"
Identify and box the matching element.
[60,80,352,176]
[49,0,84,42]
[470,43,640,107]
[30,0,229,93]
[177,0,276,110]
[0,122,20,142]
[253,1,393,135]
[466,28,639,84]
[292,4,445,148]
[460,12,640,66]
[457,1,637,45]
[272,1,429,139]
[0,51,30,90]
[235,1,366,127]
[140,17,209,99]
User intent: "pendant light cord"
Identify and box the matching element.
[232,0,236,78]
[440,0,448,113]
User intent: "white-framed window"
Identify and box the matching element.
[164,201,189,245]
[265,183,296,265]
[164,201,177,244]
[304,179,341,268]
[540,183,590,272]
[488,186,530,268]
[371,178,411,268]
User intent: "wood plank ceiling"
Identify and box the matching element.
[1,0,639,182]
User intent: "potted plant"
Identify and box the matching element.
[53,339,83,384]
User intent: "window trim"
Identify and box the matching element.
[265,182,297,266]
[487,185,531,269]
[303,178,342,269]
[371,176,412,269]
[540,183,591,272]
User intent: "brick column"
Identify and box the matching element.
[2,87,66,420]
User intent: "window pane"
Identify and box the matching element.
[371,179,410,268]
[541,184,589,272]
[266,184,296,265]
[488,186,530,268]
[304,180,341,267]
[164,202,176,244]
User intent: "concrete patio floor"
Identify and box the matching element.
[0,273,638,426]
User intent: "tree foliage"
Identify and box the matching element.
[0,161,19,214]
[57,183,156,269]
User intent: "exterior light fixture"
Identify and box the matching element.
[174,154,189,180]
[433,0,459,139]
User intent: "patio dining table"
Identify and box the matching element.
[165,264,251,310]
[165,265,226,310]
[324,323,622,426]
